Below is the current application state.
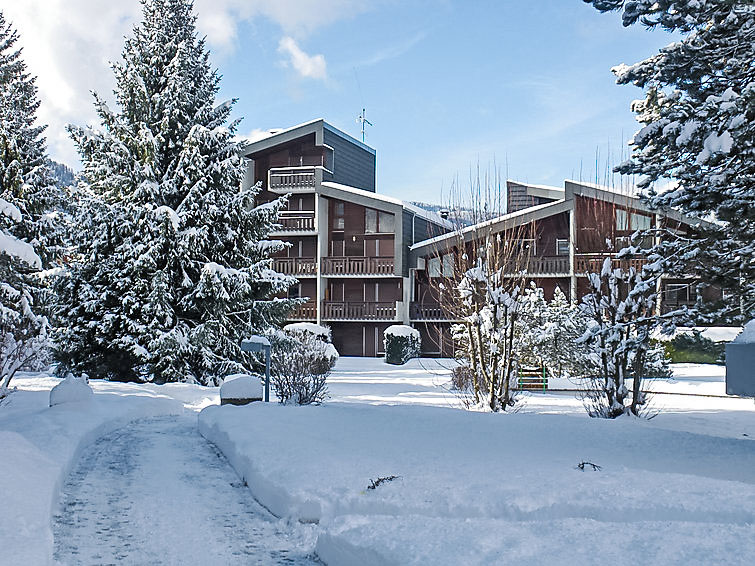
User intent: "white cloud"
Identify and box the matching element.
[0,0,369,165]
[277,37,327,80]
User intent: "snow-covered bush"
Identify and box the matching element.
[384,325,420,365]
[269,327,338,405]
[49,375,93,407]
[284,322,331,343]
[579,257,671,418]
[664,332,725,365]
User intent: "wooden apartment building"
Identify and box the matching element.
[243,119,717,357]
[242,119,450,356]
[408,180,720,357]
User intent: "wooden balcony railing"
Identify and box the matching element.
[274,211,315,232]
[269,166,318,192]
[322,301,397,320]
[575,254,647,274]
[322,256,394,276]
[273,257,317,276]
[504,256,570,276]
[289,300,317,320]
[409,302,449,321]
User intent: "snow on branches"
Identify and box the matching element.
[586,0,755,322]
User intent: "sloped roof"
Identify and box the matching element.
[321,181,454,229]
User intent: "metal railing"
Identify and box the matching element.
[272,257,317,276]
[322,256,394,276]
[322,301,397,320]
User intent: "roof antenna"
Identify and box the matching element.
[357,108,373,143]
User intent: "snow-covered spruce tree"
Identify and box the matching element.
[519,285,598,380]
[578,256,671,418]
[56,0,296,384]
[585,0,755,322]
[0,12,63,397]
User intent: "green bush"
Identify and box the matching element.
[663,332,725,365]
[384,325,421,365]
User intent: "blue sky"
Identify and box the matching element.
[219,1,674,203]
[3,0,676,204]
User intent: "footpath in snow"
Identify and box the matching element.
[1,374,319,565]
[54,415,317,565]
[0,381,181,564]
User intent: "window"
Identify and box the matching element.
[378,211,394,233]
[617,209,652,231]
[442,254,454,277]
[616,209,629,231]
[556,238,569,256]
[365,209,377,233]
[333,202,344,230]
[631,212,651,231]
[428,257,441,278]
[666,284,690,304]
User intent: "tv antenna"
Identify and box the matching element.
[357,108,373,143]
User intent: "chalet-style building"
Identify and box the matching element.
[241,119,450,356]
[408,179,719,356]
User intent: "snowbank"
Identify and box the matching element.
[0,387,181,565]
[49,375,93,406]
[731,320,755,344]
[316,514,755,566]
[199,402,755,564]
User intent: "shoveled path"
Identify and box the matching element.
[53,415,320,565]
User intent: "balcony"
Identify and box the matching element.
[288,300,317,320]
[272,211,316,233]
[409,302,450,321]
[575,253,647,274]
[322,301,398,321]
[269,166,328,193]
[503,256,569,276]
[273,257,317,276]
[322,256,395,276]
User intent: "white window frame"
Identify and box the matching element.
[555,238,569,256]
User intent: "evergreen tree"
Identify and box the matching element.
[0,12,60,397]
[585,0,755,322]
[57,0,296,385]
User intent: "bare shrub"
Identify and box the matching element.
[269,328,337,405]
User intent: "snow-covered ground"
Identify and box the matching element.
[3,359,753,565]
[199,357,755,565]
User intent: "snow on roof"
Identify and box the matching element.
[507,179,565,194]
[321,181,454,230]
[240,119,376,155]
[410,199,569,252]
